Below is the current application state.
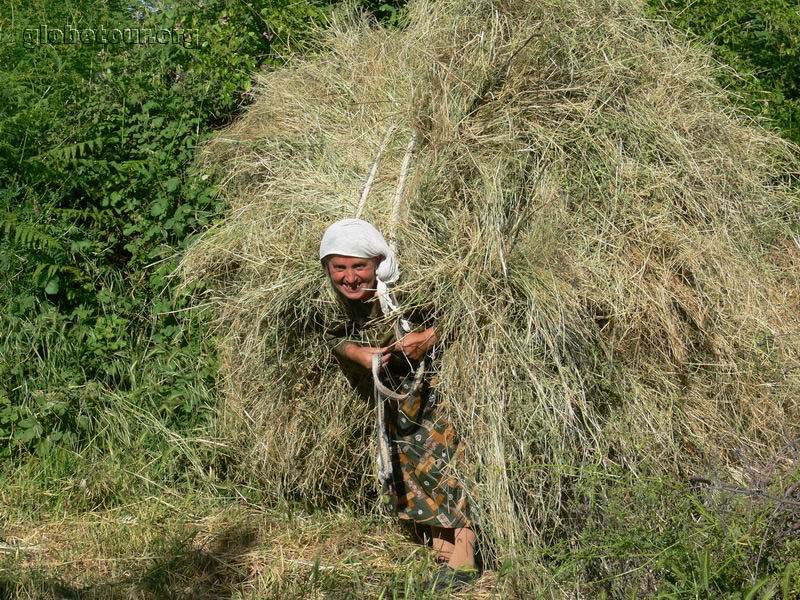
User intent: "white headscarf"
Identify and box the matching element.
[319,218,405,320]
[319,218,399,281]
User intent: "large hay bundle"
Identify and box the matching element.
[181,0,800,560]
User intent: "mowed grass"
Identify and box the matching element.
[2,447,799,599]
[0,496,500,599]
[179,0,800,567]
[0,449,501,599]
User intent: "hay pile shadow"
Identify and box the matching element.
[0,524,258,600]
[136,523,257,599]
[180,0,800,565]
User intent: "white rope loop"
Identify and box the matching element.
[372,352,426,492]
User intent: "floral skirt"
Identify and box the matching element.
[384,370,471,529]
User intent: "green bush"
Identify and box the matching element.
[0,0,403,460]
[649,0,800,144]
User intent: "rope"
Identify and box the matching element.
[355,126,396,219]
[372,351,426,493]
[389,131,417,239]
[356,127,420,494]
[384,130,417,332]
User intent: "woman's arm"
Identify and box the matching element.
[395,327,437,361]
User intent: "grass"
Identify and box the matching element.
[0,390,499,598]
[0,491,500,598]
[2,438,798,598]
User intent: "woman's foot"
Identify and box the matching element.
[430,526,476,569]
[447,527,477,573]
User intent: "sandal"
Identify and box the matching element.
[423,564,480,593]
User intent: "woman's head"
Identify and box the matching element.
[319,218,399,302]
[324,254,381,301]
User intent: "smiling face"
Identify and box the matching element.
[325,255,380,302]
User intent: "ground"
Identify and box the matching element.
[0,498,500,599]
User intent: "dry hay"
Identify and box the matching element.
[180,0,800,563]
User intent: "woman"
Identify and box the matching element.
[319,218,479,591]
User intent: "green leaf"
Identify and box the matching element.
[45,278,60,294]
[150,199,167,217]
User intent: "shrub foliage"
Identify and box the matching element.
[649,0,800,144]
[0,0,391,457]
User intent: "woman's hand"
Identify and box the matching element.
[342,342,391,371]
[395,327,438,361]
[340,327,437,370]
